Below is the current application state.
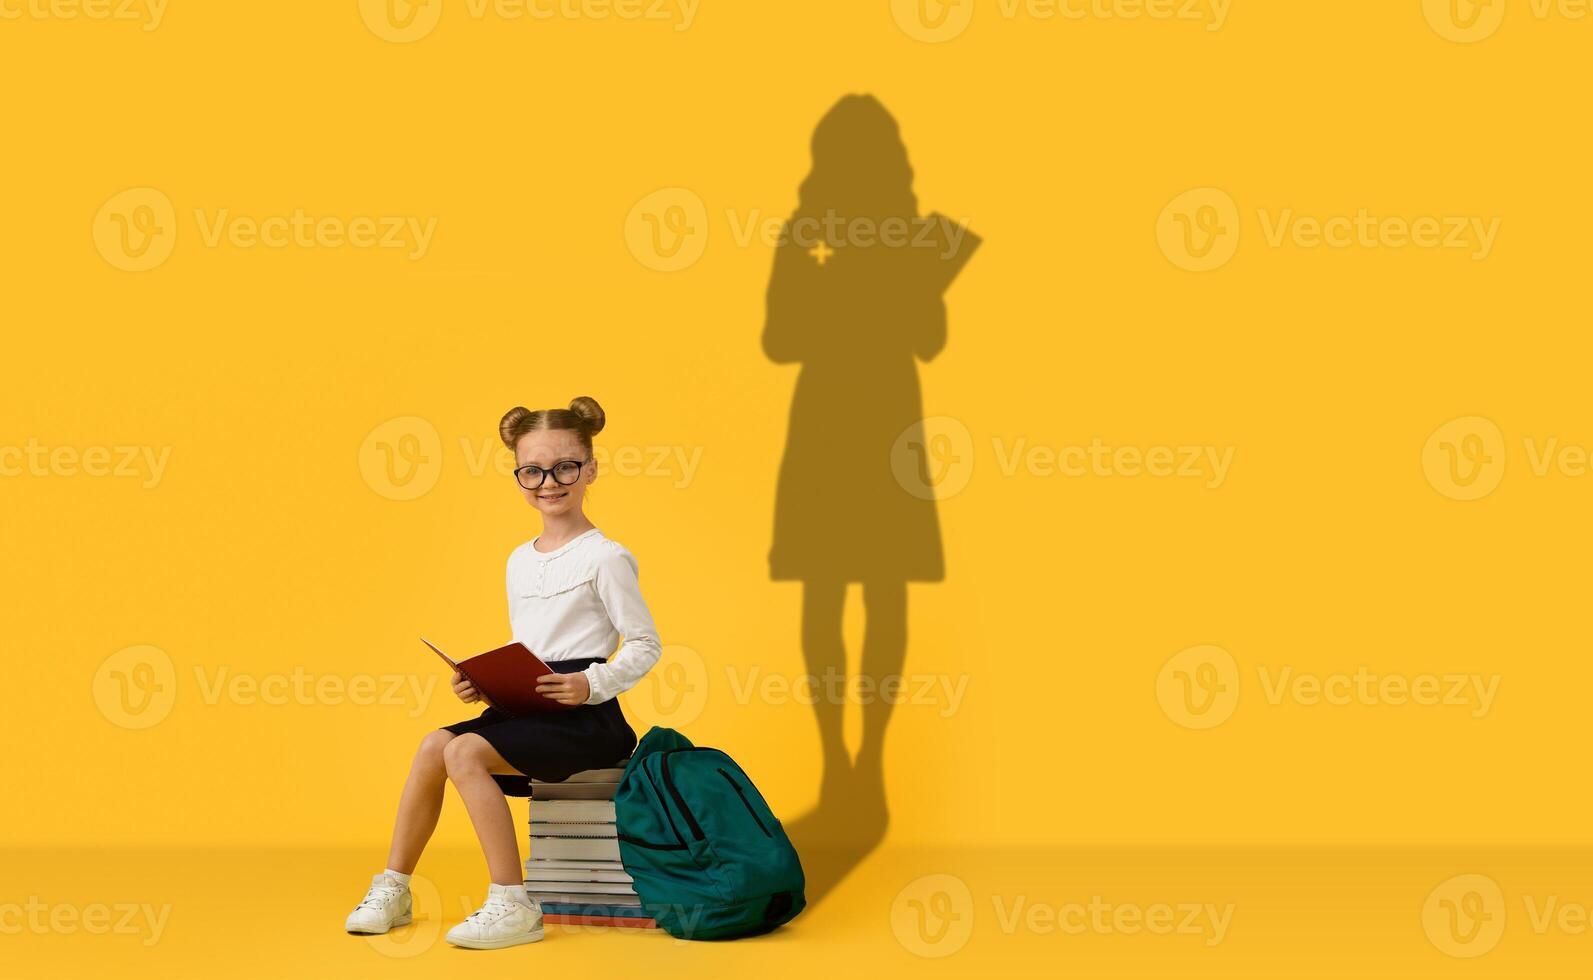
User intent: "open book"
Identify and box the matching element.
[421,638,576,716]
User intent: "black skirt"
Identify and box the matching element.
[441,656,637,796]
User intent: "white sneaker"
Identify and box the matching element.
[345,873,413,934]
[446,884,544,950]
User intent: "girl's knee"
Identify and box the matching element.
[417,730,454,768]
[442,733,488,777]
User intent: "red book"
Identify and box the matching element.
[544,914,657,929]
[421,638,576,717]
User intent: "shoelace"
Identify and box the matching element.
[355,885,401,912]
[464,897,518,925]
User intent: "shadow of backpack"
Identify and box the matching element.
[614,727,806,939]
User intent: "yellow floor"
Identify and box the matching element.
[4,846,1589,977]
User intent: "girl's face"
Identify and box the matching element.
[513,428,594,518]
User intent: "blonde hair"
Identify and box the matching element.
[498,396,606,455]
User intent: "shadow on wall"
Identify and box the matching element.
[763,93,981,906]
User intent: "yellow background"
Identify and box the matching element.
[4,0,1591,975]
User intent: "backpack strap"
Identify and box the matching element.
[622,726,694,781]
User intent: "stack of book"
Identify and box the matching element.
[523,766,655,929]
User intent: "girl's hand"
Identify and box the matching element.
[452,670,481,704]
[536,671,590,706]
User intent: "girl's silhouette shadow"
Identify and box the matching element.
[763,94,980,905]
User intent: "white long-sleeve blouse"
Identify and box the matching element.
[505,527,662,705]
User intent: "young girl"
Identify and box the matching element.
[344,396,662,949]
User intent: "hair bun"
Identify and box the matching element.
[568,396,606,435]
[498,406,533,449]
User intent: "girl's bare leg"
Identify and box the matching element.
[442,734,525,885]
[385,730,456,874]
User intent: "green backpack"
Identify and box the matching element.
[614,727,806,939]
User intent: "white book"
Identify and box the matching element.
[529,837,621,861]
[523,858,626,871]
[525,891,641,907]
[529,822,616,839]
[529,782,620,801]
[519,880,636,896]
[523,865,633,884]
[531,768,626,784]
[528,800,617,823]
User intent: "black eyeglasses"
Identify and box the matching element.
[515,457,591,490]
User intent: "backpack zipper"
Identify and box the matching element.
[640,763,687,846]
[717,768,773,838]
[659,750,705,841]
